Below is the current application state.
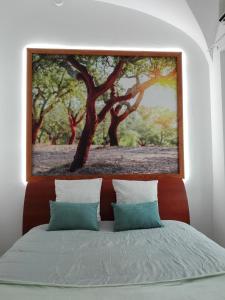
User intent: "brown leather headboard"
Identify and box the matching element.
[23,177,190,234]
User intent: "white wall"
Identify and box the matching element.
[187,0,219,49]
[0,0,213,255]
[98,0,210,61]
[222,51,225,137]
[211,23,225,247]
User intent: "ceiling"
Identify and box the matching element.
[95,0,220,61]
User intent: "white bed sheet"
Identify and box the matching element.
[0,221,225,299]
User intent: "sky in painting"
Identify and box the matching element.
[119,78,177,111]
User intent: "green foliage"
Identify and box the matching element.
[38,103,69,144]
[32,54,177,147]
[92,115,110,145]
[120,130,140,147]
[33,57,86,144]
[118,106,177,147]
[123,57,176,79]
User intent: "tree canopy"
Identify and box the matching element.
[32,54,177,151]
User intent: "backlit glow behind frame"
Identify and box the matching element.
[21,44,189,184]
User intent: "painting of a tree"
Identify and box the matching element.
[27,49,183,179]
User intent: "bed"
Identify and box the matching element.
[0,177,225,299]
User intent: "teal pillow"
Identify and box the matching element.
[48,201,99,231]
[112,202,163,232]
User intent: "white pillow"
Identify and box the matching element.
[55,178,102,220]
[112,180,158,204]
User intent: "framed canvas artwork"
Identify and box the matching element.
[27,49,183,180]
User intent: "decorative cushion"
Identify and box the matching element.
[55,179,102,220]
[112,201,163,231]
[112,179,158,204]
[48,201,99,231]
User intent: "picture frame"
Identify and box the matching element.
[26,49,184,181]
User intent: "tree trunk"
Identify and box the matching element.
[67,59,125,171]
[68,111,84,145]
[32,120,42,144]
[70,97,97,171]
[68,126,76,144]
[52,137,57,145]
[37,128,45,143]
[108,118,119,146]
[160,131,164,145]
[108,92,145,147]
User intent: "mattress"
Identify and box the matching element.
[0,221,225,299]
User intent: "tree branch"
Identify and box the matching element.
[58,70,66,89]
[97,65,176,124]
[111,91,144,123]
[76,111,85,124]
[128,91,144,113]
[59,61,79,79]
[97,90,134,123]
[95,59,125,97]
[66,55,95,94]
[97,83,135,124]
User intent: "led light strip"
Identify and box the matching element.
[21,44,189,183]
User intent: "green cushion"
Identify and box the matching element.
[112,201,163,232]
[48,201,99,231]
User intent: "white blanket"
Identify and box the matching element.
[1,221,225,300]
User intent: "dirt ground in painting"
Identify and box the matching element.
[32,145,178,176]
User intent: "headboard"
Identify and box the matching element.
[23,177,190,234]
